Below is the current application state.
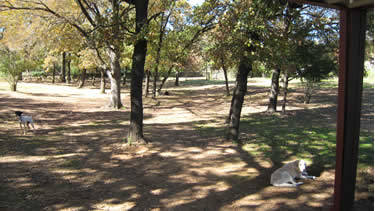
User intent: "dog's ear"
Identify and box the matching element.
[15,111,23,116]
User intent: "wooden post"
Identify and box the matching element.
[332,7,367,211]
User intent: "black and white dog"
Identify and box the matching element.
[15,111,35,134]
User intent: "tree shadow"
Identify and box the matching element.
[0,83,372,210]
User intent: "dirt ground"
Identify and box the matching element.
[0,79,373,211]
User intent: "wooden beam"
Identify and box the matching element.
[332,7,367,211]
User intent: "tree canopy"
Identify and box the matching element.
[0,0,346,142]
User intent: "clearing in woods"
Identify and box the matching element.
[0,78,373,210]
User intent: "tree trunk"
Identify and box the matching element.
[10,83,16,92]
[127,0,149,144]
[152,13,167,98]
[152,70,158,98]
[158,66,173,93]
[67,53,71,84]
[78,69,86,88]
[221,56,230,96]
[282,72,289,113]
[61,52,66,83]
[100,68,106,94]
[267,68,281,113]
[144,69,150,97]
[226,57,252,142]
[175,71,179,86]
[52,63,56,84]
[107,48,123,109]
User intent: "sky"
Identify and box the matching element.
[188,0,205,6]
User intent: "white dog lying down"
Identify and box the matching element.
[270,160,315,187]
[15,111,35,134]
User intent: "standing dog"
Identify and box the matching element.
[15,111,35,134]
[270,160,315,187]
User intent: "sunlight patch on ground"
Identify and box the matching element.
[0,155,48,163]
[94,202,136,211]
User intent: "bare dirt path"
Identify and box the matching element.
[0,79,373,211]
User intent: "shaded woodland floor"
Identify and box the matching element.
[0,78,373,211]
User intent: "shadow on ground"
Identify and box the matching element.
[0,82,373,210]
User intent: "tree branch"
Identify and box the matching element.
[147,12,162,24]
[74,0,97,27]
[0,1,90,39]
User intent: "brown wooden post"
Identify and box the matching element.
[332,7,367,211]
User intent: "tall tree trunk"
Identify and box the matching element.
[107,48,123,109]
[267,68,281,113]
[152,70,158,98]
[100,68,106,94]
[78,69,87,88]
[152,12,168,98]
[106,0,123,109]
[144,69,150,97]
[152,69,159,98]
[52,63,56,84]
[127,0,149,144]
[66,53,71,84]
[282,72,289,113]
[226,57,252,142]
[221,56,230,96]
[175,71,179,86]
[61,52,66,83]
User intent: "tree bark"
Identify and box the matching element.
[67,53,71,84]
[61,52,66,83]
[175,71,179,86]
[100,68,106,94]
[127,0,149,144]
[226,57,252,142]
[267,68,281,113]
[105,0,123,109]
[78,69,86,88]
[52,63,56,84]
[107,48,123,109]
[282,72,289,113]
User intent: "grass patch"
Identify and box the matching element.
[239,113,373,169]
[193,112,373,170]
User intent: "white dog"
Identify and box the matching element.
[270,160,315,187]
[15,111,35,134]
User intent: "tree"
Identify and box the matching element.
[267,68,281,112]
[0,45,28,91]
[0,0,136,108]
[126,0,149,144]
[296,41,337,104]
[149,2,175,98]
[43,53,59,83]
[261,2,302,113]
[218,0,280,141]
[77,48,102,88]
[155,0,220,94]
